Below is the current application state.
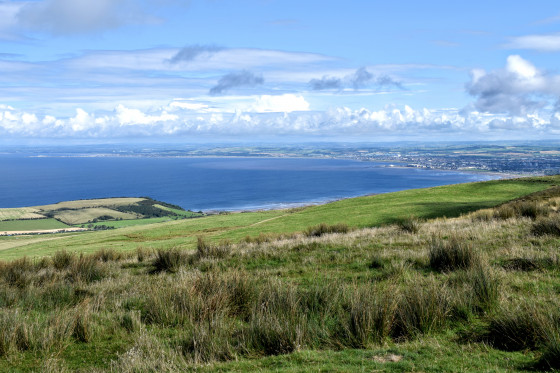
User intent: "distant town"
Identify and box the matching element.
[4,141,560,176]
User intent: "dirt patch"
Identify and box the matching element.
[373,354,403,363]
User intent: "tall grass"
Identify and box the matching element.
[428,237,480,272]
[304,223,349,237]
[150,248,190,273]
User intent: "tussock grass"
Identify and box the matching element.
[494,200,549,220]
[392,279,452,339]
[531,215,560,236]
[428,237,481,272]
[397,216,421,234]
[537,332,560,370]
[150,248,190,274]
[485,304,558,351]
[304,223,349,237]
[196,236,231,260]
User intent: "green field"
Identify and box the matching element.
[0,218,69,232]
[1,176,560,371]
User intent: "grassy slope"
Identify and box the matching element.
[0,175,557,260]
[2,185,560,371]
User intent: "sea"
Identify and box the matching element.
[0,156,498,211]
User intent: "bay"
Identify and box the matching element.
[0,156,497,211]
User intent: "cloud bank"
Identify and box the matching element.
[1,99,558,140]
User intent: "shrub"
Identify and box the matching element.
[304,223,349,237]
[151,248,190,274]
[428,237,480,272]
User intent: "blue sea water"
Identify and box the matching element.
[0,156,497,211]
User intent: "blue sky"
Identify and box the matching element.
[1,0,560,141]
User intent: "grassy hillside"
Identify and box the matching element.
[1,179,560,371]
[0,175,557,260]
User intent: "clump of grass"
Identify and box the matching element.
[392,280,452,339]
[467,266,499,312]
[494,205,516,220]
[485,305,547,351]
[304,223,349,237]
[531,216,560,236]
[342,288,397,348]
[470,209,494,222]
[428,237,480,272]
[537,332,560,370]
[52,250,75,270]
[179,316,236,364]
[0,257,34,288]
[242,233,283,244]
[196,237,231,260]
[72,301,92,343]
[136,247,150,262]
[397,216,421,234]
[246,281,308,356]
[151,248,190,274]
[501,257,557,271]
[494,200,549,220]
[67,254,107,283]
[368,254,387,270]
[111,332,186,372]
[120,311,142,333]
[93,248,125,262]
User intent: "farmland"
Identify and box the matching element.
[0,197,204,236]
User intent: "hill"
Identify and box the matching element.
[0,197,203,237]
[0,176,559,371]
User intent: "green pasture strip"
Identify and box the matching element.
[0,210,284,260]
[0,218,69,232]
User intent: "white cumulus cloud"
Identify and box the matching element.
[250,94,310,113]
[467,55,560,115]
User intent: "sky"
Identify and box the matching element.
[1,0,560,142]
